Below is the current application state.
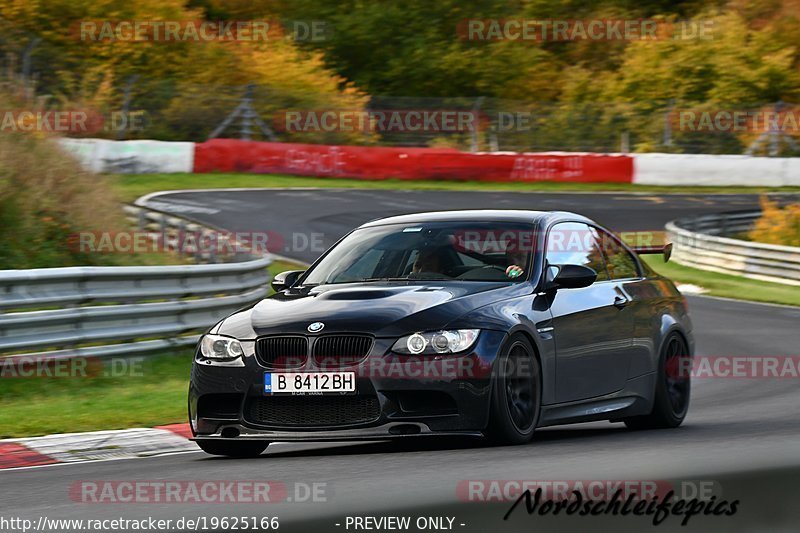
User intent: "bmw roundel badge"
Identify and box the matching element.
[307,322,325,333]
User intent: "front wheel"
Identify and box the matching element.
[196,440,270,457]
[625,333,691,429]
[486,335,541,445]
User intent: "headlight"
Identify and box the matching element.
[392,329,479,355]
[199,334,244,360]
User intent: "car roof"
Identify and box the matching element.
[358,209,594,228]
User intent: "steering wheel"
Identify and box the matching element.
[455,265,510,280]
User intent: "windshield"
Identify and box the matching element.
[302,221,536,286]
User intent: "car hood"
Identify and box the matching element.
[216,281,530,338]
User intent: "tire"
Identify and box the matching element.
[486,334,541,445]
[625,333,691,429]
[196,440,270,457]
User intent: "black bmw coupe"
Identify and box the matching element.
[189,210,693,457]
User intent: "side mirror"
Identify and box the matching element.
[547,264,597,290]
[271,270,305,292]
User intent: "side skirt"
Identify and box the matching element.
[537,372,656,427]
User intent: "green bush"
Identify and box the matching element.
[0,93,149,269]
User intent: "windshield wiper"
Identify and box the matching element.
[359,277,410,282]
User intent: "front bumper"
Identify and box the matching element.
[188,330,507,441]
[191,422,482,442]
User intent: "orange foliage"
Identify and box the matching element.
[749,195,800,247]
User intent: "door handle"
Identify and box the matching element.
[613,296,629,309]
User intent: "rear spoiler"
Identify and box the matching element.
[632,243,673,262]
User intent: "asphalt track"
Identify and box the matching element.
[139,189,796,263]
[2,189,800,532]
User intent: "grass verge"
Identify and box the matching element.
[0,350,192,438]
[644,256,800,307]
[111,173,800,203]
[0,260,305,438]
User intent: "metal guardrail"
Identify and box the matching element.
[0,206,272,359]
[0,257,271,358]
[123,204,255,263]
[666,211,800,286]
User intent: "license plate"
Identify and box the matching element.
[264,372,356,394]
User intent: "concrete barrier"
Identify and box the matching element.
[58,138,194,174]
[192,139,635,183]
[58,138,800,187]
[633,153,800,186]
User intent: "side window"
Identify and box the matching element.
[594,227,640,279]
[545,222,609,282]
